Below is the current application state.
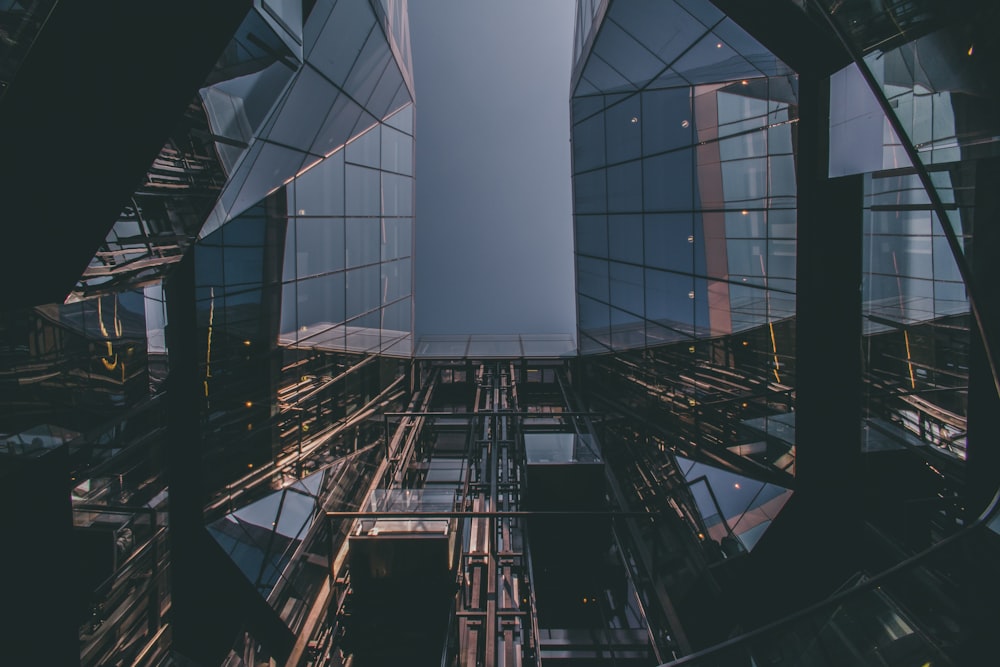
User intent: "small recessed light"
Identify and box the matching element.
[681,120,689,128]
[630,116,639,124]
[716,43,723,49]
[741,210,748,215]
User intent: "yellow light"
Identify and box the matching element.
[741,402,748,409]
[734,483,741,489]
[248,463,253,469]
[769,320,781,380]
[904,329,916,389]
[742,340,749,347]
[741,80,748,85]
[697,532,705,540]
[741,210,748,215]
[968,45,974,56]
[716,43,722,49]
[247,423,253,431]
[245,401,253,408]
[243,340,251,347]
[582,597,588,604]
[688,345,696,353]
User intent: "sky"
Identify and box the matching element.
[408,0,577,338]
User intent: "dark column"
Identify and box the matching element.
[794,76,864,494]
[164,244,295,664]
[164,252,219,660]
[0,446,79,666]
[967,156,1000,517]
[737,72,865,624]
[964,158,1000,662]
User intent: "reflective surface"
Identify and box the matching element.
[572,0,798,477]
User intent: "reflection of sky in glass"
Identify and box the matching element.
[675,454,790,551]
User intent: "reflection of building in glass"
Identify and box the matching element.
[571,0,799,479]
[3,0,1000,666]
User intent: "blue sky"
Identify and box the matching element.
[409,0,577,338]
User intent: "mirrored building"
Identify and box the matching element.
[3,0,1000,666]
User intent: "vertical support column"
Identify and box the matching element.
[0,446,79,666]
[164,251,299,664]
[741,72,865,624]
[967,157,1000,518]
[794,72,863,497]
[163,251,217,660]
[963,155,1000,667]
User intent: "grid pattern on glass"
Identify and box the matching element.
[72,0,414,302]
[572,0,799,479]
[862,171,970,461]
[279,104,414,357]
[572,0,797,356]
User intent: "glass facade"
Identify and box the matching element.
[6,1,1000,665]
[572,0,799,478]
[819,0,997,478]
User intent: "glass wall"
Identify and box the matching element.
[572,0,798,478]
[280,104,414,358]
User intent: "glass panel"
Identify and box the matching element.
[308,0,375,87]
[577,256,609,302]
[312,92,366,156]
[267,66,337,152]
[574,169,607,214]
[606,160,642,212]
[608,214,643,263]
[346,124,381,168]
[345,265,380,319]
[293,151,344,217]
[292,218,345,278]
[381,125,413,175]
[382,173,413,216]
[345,164,381,216]
[605,95,643,164]
[643,149,692,211]
[346,218,380,268]
[610,0,709,65]
[381,218,412,261]
[294,272,345,330]
[381,258,411,305]
[642,87,693,155]
[610,262,644,316]
[576,215,608,258]
[573,109,606,173]
[342,30,392,108]
[644,213,695,272]
[593,20,665,88]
